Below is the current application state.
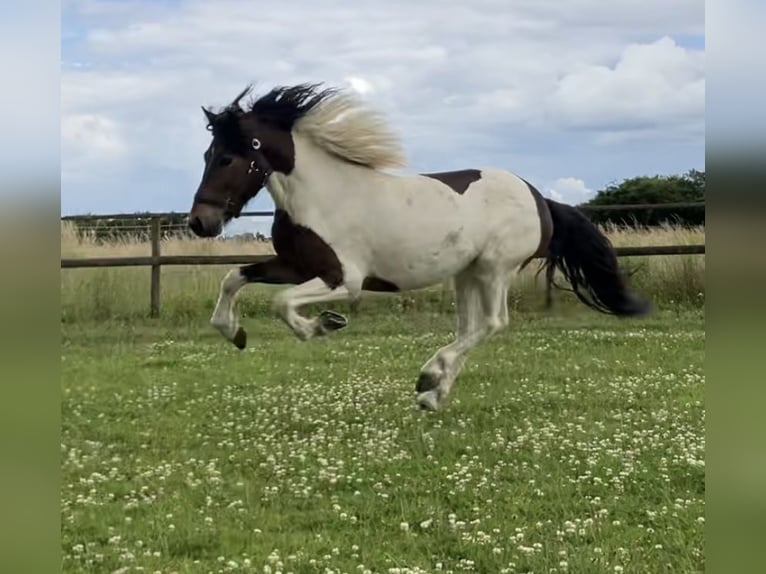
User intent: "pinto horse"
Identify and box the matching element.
[188,83,650,411]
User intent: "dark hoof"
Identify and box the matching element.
[416,389,441,411]
[318,310,348,332]
[416,371,440,393]
[418,399,434,411]
[232,327,247,350]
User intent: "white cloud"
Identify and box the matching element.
[60,0,705,214]
[61,70,181,111]
[546,177,594,205]
[345,76,376,96]
[62,114,126,160]
[512,0,703,35]
[546,36,704,133]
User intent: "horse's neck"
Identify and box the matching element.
[265,173,291,212]
[267,134,380,222]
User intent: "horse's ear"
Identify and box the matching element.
[202,106,217,125]
[230,85,253,111]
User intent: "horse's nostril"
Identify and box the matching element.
[189,216,203,235]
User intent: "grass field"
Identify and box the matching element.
[61,308,705,574]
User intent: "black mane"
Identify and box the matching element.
[246,83,338,131]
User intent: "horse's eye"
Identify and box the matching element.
[218,156,233,167]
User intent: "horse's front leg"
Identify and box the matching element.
[210,257,304,349]
[272,277,357,341]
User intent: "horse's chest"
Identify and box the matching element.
[270,209,344,288]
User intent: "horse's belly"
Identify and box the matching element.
[368,235,479,291]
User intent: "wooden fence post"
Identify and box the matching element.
[150,218,161,317]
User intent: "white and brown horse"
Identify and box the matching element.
[188,83,650,410]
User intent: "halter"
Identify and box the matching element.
[195,136,273,218]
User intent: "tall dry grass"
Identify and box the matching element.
[60,221,276,258]
[61,221,704,322]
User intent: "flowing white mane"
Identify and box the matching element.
[293,91,408,170]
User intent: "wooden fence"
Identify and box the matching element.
[61,202,705,317]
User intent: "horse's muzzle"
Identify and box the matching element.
[188,204,223,237]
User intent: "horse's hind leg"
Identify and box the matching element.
[416,268,492,410]
[416,255,519,411]
[272,277,355,341]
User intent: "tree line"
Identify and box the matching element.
[579,169,704,227]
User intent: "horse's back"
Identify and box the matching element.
[410,166,541,228]
[349,167,544,289]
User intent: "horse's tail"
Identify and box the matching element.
[542,198,651,317]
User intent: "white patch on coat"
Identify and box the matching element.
[269,135,541,295]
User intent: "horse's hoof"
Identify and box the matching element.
[232,327,247,350]
[416,390,440,412]
[318,310,348,332]
[415,371,440,393]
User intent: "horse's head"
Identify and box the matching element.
[188,86,293,237]
[190,83,350,236]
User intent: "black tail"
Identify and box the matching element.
[542,198,651,317]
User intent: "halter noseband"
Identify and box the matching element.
[195,136,273,218]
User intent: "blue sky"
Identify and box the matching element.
[61,0,705,236]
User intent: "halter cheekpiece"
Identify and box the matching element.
[247,137,269,176]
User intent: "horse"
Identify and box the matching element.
[188,82,650,411]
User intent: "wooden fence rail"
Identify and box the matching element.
[61,203,705,317]
[60,210,277,221]
[60,245,706,270]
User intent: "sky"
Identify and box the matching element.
[61,0,705,237]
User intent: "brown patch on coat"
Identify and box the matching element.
[519,178,554,270]
[260,125,296,175]
[251,211,402,293]
[240,255,308,285]
[422,169,482,194]
[271,209,344,288]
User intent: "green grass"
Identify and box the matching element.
[61,308,704,574]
